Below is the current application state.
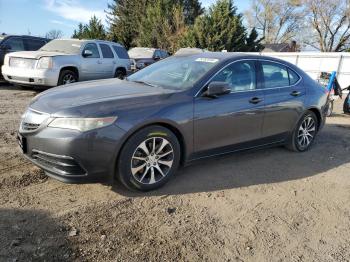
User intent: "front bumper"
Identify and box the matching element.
[18,124,127,183]
[1,65,59,86]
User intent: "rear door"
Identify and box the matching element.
[194,60,265,155]
[98,43,115,78]
[259,60,305,140]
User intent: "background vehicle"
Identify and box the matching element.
[1,39,131,87]
[128,47,169,71]
[174,47,207,57]
[0,34,49,80]
[17,53,327,191]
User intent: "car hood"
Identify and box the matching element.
[7,51,71,59]
[29,78,176,115]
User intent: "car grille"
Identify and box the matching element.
[20,109,49,132]
[31,150,86,176]
[9,57,36,69]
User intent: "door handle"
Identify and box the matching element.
[249,97,263,104]
[290,91,301,97]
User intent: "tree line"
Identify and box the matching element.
[69,0,350,52]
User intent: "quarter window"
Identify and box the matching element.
[99,43,114,58]
[83,43,100,58]
[261,61,289,88]
[211,61,256,92]
[288,68,300,85]
[112,46,129,59]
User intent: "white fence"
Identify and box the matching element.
[251,52,350,88]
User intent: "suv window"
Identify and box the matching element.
[288,68,300,85]
[99,43,114,58]
[112,46,129,59]
[212,61,256,92]
[161,50,169,58]
[3,37,25,51]
[24,38,46,51]
[154,50,161,59]
[83,43,100,58]
[262,61,289,88]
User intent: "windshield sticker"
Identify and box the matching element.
[195,58,218,63]
[72,44,81,48]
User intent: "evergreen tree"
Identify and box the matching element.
[72,16,106,40]
[106,0,149,49]
[243,28,264,52]
[191,0,247,51]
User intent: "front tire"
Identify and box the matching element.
[58,70,78,86]
[117,126,181,191]
[286,111,318,152]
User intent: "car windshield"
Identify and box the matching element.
[127,56,220,90]
[128,48,155,58]
[0,35,5,42]
[39,39,82,54]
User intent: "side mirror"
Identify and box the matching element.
[154,55,161,61]
[82,49,93,57]
[0,44,11,51]
[204,81,231,98]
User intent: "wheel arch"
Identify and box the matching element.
[114,121,187,177]
[306,107,322,130]
[115,66,126,75]
[59,66,79,79]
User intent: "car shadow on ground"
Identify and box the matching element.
[0,209,74,261]
[0,81,48,92]
[112,123,350,197]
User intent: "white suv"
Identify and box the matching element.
[1,39,131,87]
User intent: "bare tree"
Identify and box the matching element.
[303,0,350,51]
[245,0,302,44]
[45,29,63,39]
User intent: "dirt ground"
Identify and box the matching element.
[1,83,350,262]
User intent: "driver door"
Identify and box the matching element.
[80,43,104,81]
[193,60,265,156]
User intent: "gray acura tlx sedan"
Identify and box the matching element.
[18,53,328,191]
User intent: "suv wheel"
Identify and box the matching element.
[117,126,180,191]
[114,68,126,80]
[58,70,78,85]
[286,111,318,152]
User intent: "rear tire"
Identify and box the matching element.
[114,68,126,80]
[58,70,78,86]
[117,125,181,191]
[286,111,318,152]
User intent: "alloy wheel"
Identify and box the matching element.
[131,137,174,185]
[62,74,76,85]
[297,116,316,149]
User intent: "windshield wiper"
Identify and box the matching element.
[131,80,158,88]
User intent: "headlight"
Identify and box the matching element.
[48,117,117,132]
[37,57,53,69]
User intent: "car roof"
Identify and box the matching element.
[185,51,296,66]
[52,38,124,47]
[1,34,48,40]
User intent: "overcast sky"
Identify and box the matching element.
[0,0,250,38]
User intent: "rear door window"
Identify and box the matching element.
[24,39,46,51]
[112,46,129,59]
[261,61,289,88]
[99,43,114,58]
[3,37,25,51]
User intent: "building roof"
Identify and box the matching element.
[263,43,290,52]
